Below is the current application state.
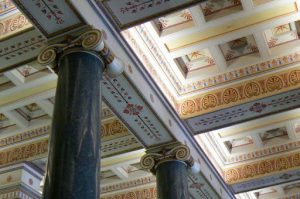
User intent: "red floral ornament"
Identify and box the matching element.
[123,103,143,115]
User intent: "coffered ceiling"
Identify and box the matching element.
[120,0,300,198]
[2,0,300,198]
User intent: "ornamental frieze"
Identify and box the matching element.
[224,151,300,184]
[0,139,48,167]
[179,68,300,118]
[0,125,50,148]
[101,119,129,141]
[0,12,32,41]
[101,187,157,199]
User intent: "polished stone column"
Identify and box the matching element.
[141,143,193,199]
[37,29,124,199]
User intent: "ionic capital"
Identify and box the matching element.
[37,28,124,77]
[140,143,194,174]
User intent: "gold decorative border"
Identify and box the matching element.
[0,125,50,148]
[101,119,129,141]
[0,139,48,167]
[179,67,300,118]
[224,151,300,184]
[101,186,156,199]
[0,12,33,41]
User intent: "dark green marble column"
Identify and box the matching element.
[43,49,104,199]
[156,160,189,199]
[141,144,192,199]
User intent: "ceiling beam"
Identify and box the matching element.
[111,167,129,180]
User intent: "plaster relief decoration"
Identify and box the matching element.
[15,103,49,122]
[231,169,300,193]
[225,136,254,153]
[0,12,32,41]
[0,125,50,148]
[13,0,84,37]
[259,127,288,145]
[0,75,14,91]
[284,182,300,195]
[254,188,277,198]
[225,139,300,164]
[175,48,216,77]
[179,67,300,119]
[186,85,300,133]
[0,113,15,132]
[101,186,157,199]
[100,176,156,194]
[16,63,51,82]
[98,0,204,29]
[101,119,129,141]
[154,9,194,34]
[200,0,242,21]
[219,35,259,66]
[125,25,300,96]
[17,65,38,77]
[294,123,300,134]
[0,139,48,167]
[224,151,300,185]
[0,0,15,15]
[265,23,299,48]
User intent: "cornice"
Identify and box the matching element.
[180,67,300,118]
[224,151,300,184]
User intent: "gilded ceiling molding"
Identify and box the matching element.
[100,176,156,194]
[0,12,33,41]
[100,186,157,199]
[101,119,129,141]
[0,139,48,167]
[0,118,127,149]
[133,25,300,95]
[179,67,300,118]
[226,140,300,164]
[0,125,50,148]
[224,151,300,184]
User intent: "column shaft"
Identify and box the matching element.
[43,50,104,199]
[156,161,189,199]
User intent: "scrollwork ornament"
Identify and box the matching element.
[174,145,190,161]
[81,29,104,51]
[37,45,61,68]
[37,28,124,77]
[140,154,155,170]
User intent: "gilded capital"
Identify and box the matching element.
[140,143,194,174]
[37,28,124,77]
